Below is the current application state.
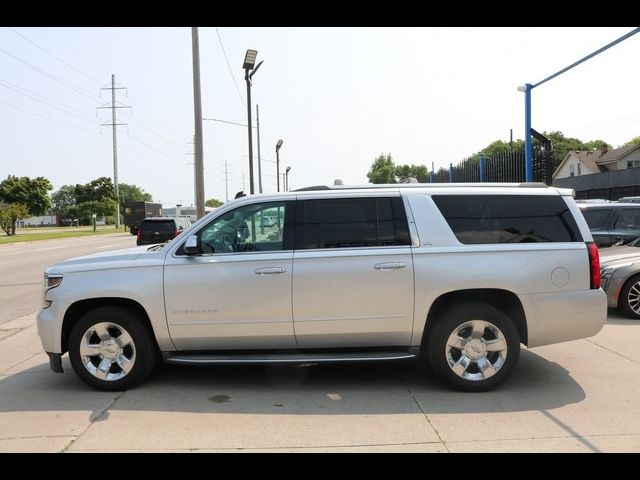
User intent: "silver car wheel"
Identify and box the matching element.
[445,320,507,382]
[627,282,640,314]
[80,322,136,381]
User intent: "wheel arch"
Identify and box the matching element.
[62,298,159,354]
[422,288,527,346]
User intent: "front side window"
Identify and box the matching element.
[181,201,292,254]
[295,197,410,250]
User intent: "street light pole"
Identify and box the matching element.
[276,139,283,192]
[243,49,263,195]
[285,166,291,192]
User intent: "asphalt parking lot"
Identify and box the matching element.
[1,234,639,452]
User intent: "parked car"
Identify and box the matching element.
[136,217,191,245]
[599,242,640,319]
[617,196,640,204]
[578,203,640,247]
[38,183,606,392]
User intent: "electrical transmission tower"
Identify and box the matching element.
[97,74,130,228]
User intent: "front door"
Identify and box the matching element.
[292,196,415,348]
[164,201,296,350]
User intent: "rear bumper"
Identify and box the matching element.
[519,289,607,348]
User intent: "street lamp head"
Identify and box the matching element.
[243,49,258,70]
[276,139,283,152]
[517,85,527,92]
[285,166,291,173]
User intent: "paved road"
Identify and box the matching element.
[0,233,134,325]
[0,235,639,452]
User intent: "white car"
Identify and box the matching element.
[38,183,606,392]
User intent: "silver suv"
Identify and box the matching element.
[38,183,607,392]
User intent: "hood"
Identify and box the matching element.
[599,245,640,266]
[45,245,166,274]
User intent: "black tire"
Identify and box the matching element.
[68,306,157,391]
[618,274,640,319]
[426,303,520,392]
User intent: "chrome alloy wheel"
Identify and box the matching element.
[445,320,508,381]
[80,322,136,381]
[626,281,640,315]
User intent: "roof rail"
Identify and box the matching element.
[294,185,331,191]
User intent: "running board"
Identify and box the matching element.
[165,351,416,366]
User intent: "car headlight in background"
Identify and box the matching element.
[42,274,63,308]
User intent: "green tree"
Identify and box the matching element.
[0,175,52,216]
[75,176,117,204]
[395,164,428,182]
[367,154,397,184]
[119,183,153,202]
[51,185,77,218]
[74,177,117,225]
[0,202,30,236]
[625,135,640,147]
[205,198,223,208]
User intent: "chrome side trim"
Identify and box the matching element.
[165,351,416,365]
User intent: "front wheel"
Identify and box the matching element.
[618,274,640,319]
[68,306,157,391]
[427,303,520,392]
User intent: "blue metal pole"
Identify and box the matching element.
[449,163,453,183]
[479,153,486,183]
[524,83,533,182]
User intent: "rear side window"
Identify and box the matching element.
[295,197,410,249]
[141,220,175,232]
[582,209,611,229]
[432,195,582,244]
[613,209,640,230]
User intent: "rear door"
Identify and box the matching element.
[609,208,640,245]
[292,195,415,348]
[581,208,613,246]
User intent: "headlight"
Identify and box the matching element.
[45,274,63,290]
[43,274,63,309]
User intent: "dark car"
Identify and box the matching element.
[579,203,640,247]
[136,217,191,246]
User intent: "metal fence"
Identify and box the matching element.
[428,147,551,184]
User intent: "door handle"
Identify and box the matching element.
[255,267,286,275]
[374,262,406,271]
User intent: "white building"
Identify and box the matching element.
[163,205,216,222]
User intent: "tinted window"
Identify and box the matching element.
[141,220,175,233]
[582,209,611,229]
[613,209,640,231]
[432,195,582,244]
[295,197,410,249]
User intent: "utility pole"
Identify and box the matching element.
[256,104,263,193]
[242,172,246,192]
[98,74,129,229]
[191,27,205,219]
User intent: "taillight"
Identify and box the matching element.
[586,242,600,289]
[136,229,141,241]
[175,230,179,238]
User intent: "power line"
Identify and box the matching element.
[215,27,246,110]
[0,99,103,135]
[124,95,186,144]
[0,47,99,102]
[6,27,103,85]
[0,78,99,124]
[122,110,188,153]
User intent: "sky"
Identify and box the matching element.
[1,27,639,208]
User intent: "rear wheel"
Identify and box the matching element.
[68,306,157,391]
[427,303,520,392]
[618,274,640,319]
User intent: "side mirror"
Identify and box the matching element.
[183,235,200,255]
